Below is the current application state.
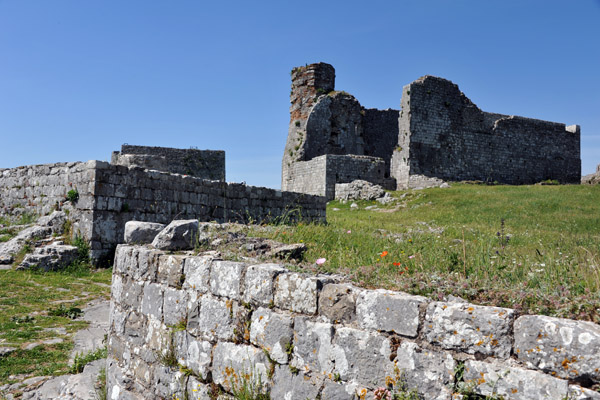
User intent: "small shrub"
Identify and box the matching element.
[69,347,107,374]
[48,304,83,319]
[66,189,79,203]
[95,366,107,400]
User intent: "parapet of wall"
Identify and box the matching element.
[107,244,600,400]
[283,155,388,200]
[391,76,581,187]
[111,145,226,181]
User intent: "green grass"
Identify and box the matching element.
[250,183,600,322]
[0,267,112,384]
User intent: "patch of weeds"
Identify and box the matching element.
[225,365,270,400]
[69,347,107,374]
[158,330,178,367]
[10,315,35,324]
[66,189,79,203]
[94,366,107,400]
[12,242,33,266]
[48,304,83,319]
[0,234,12,242]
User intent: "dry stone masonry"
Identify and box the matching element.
[282,63,581,198]
[0,145,325,265]
[106,225,600,400]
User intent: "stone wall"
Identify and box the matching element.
[1,160,326,264]
[106,244,600,400]
[390,76,581,187]
[0,161,97,242]
[111,145,226,181]
[283,155,388,200]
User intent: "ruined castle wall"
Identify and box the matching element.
[395,76,581,187]
[362,108,400,176]
[107,244,600,400]
[0,161,97,242]
[282,156,328,197]
[111,145,225,181]
[89,162,326,262]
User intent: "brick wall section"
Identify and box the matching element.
[391,76,581,187]
[111,144,225,181]
[106,245,600,400]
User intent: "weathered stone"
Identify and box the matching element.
[123,221,165,244]
[243,263,286,306]
[335,180,386,201]
[321,382,356,400]
[189,295,233,341]
[18,243,79,271]
[270,365,322,400]
[331,326,393,385]
[569,385,600,400]
[140,283,164,321]
[291,317,334,374]
[424,301,514,359]
[0,225,52,264]
[157,254,185,288]
[319,283,357,323]
[393,341,455,399]
[212,342,269,392]
[514,315,600,382]
[37,211,67,234]
[274,272,323,314]
[152,219,199,250]
[250,307,293,364]
[186,375,212,400]
[183,256,212,294]
[268,243,307,260]
[154,365,186,399]
[356,289,426,337]
[210,260,245,300]
[174,332,212,381]
[463,360,569,400]
[163,287,187,326]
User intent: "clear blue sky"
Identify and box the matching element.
[1,0,599,189]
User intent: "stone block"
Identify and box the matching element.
[270,365,322,400]
[274,272,324,314]
[124,221,165,244]
[424,301,514,359]
[187,375,212,400]
[140,283,164,321]
[152,219,199,250]
[393,341,455,399]
[210,260,245,300]
[463,360,569,400]
[243,263,286,306]
[319,283,357,323]
[291,317,334,374]
[157,254,185,288]
[212,342,269,393]
[121,278,144,311]
[514,315,600,382]
[175,332,212,381]
[154,365,186,399]
[321,382,357,400]
[331,326,393,386]
[183,256,212,294]
[356,289,426,337]
[250,307,293,364]
[569,385,600,400]
[134,246,160,282]
[163,287,188,326]
[190,295,233,341]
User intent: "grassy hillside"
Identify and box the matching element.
[254,183,600,322]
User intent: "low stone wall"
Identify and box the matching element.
[106,245,600,400]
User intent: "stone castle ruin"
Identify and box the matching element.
[0,145,325,265]
[282,63,581,199]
